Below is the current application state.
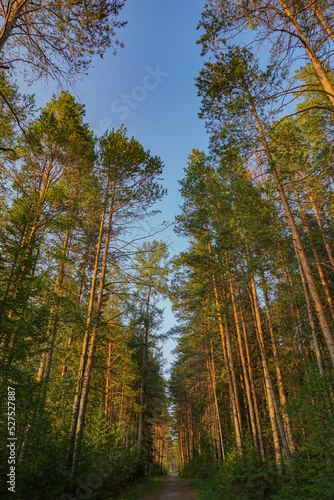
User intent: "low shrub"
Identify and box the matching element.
[182,449,334,500]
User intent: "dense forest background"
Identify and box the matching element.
[1,0,334,499]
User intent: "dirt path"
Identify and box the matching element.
[141,475,197,500]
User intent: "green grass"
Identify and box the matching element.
[193,479,218,500]
[116,475,166,500]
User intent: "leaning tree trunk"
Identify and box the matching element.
[295,250,324,373]
[295,189,334,321]
[246,88,334,367]
[0,0,29,53]
[238,298,265,459]
[278,0,334,108]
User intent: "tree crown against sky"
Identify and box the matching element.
[0,0,126,83]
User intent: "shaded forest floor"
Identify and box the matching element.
[116,476,167,500]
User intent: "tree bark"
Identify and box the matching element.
[137,287,151,457]
[295,248,324,373]
[248,272,291,472]
[295,189,334,320]
[66,190,108,469]
[206,238,243,454]
[71,199,114,473]
[311,2,334,45]
[227,256,259,450]
[258,263,296,453]
[238,301,265,459]
[209,342,226,460]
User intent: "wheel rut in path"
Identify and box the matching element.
[141,475,197,500]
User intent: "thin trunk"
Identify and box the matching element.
[66,194,108,468]
[227,256,258,450]
[138,285,151,457]
[224,314,243,437]
[60,330,74,378]
[210,342,226,460]
[105,340,113,420]
[239,303,265,459]
[61,261,87,378]
[71,202,114,473]
[311,2,334,45]
[259,265,296,453]
[300,171,334,273]
[295,249,324,373]
[207,239,243,454]
[248,273,290,473]
[118,381,125,434]
[214,290,243,454]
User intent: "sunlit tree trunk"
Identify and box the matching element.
[226,256,258,450]
[209,341,225,460]
[294,189,334,321]
[258,264,296,453]
[137,287,151,457]
[72,198,114,473]
[311,2,334,45]
[248,272,291,473]
[295,249,324,373]
[206,237,243,454]
[300,171,334,273]
[238,302,265,459]
[66,190,108,469]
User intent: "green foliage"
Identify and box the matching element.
[182,452,334,500]
[0,87,170,498]
[178,421,334,500]
[179,454,216,481]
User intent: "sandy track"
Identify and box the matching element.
[141,475,197,500]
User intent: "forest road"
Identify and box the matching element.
[141,475,197,500]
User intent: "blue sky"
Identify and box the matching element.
[82,0,209,234]
[21,0,209,373]
[88,0,209,372]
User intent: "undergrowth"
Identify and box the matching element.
[115,475,166,500]
[179,449,334,500]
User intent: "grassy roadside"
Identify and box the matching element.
[192,479,217,500]
[116,475,166,500]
